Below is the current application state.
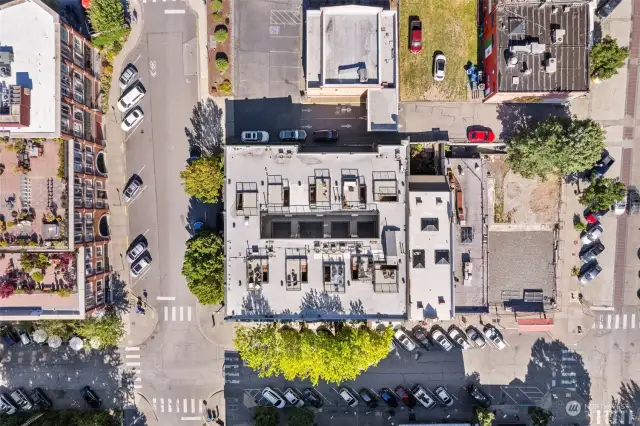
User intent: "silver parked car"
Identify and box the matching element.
[0,393,18,415]
[130,252,152,277]
[127,240,148,264]
[279,129,307,141]
[465,326,486,348]
[123,175,143,203]
[10,389,33,411]
[581,225,603,245]
[431,329,453,351]
[118,64,138,90]
[394,329,417,351]
[579,262,602,285]
[241,131,269,143]
[448,328,471,350]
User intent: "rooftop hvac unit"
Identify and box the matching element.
[552,28,566,44]
[358,68,368,83]
[545,57,557,74]
[0,67,9,77]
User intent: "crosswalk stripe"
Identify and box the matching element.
[607,314,612,329]
[126,354,141,359]
[633,313,636,328]
[172,306,176,321]
[125,347,140,351]
[126,362,141,366]
[152,398,156,411]
[184,398,188,412]
[615,314,620,329]
[596,409,601,423]
[164,306,168,321]
[134,385,142,389]
[180,306,184,321]
[135,377,142,382]
[160,398,164,413]
[623,314,628,329]
[191,398,195,413]
[199,400,203,413]
[168,398,172,413]
[188,306,192,321]
[177,399,180,413]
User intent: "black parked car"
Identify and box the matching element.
[312,129,339,141]
[596,0,623,19]
[466,384,492,408]
[358,388,378,409]
[302,388,323,408]
[32,388,52,410]
[413,327,434,350]
[80,386,101,409]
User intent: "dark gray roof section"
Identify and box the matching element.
[496,2,589,93]
[408,175,450,192]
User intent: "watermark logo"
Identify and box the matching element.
[566,401,582,416]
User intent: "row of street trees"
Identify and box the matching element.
[34,311,124,349]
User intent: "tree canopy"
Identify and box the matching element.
[591,36,630,81]
[33,312,124,348]
[179,156,224,204]
[87,0,128,48]
[506,116,605,179]
[1,409,121,426]
[287,408,315,426]
[475,408,495,426]
[234,324,394,385]
[182,230,224,305]
[253,406,278,426]
[579,177,626,212]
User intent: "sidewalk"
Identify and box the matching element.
[196,303,236,350]
[123,392,160,426]
[203,389,226,425]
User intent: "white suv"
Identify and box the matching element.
[283,388,304,407]
[411,385,436,409]
[117,81,146,112]
[339,388,358,407]
[261,387,285,408]
[241,131,269,143]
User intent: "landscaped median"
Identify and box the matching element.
[399,0,477,101]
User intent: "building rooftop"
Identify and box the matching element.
[224,144,408,321]
[407,176,454,320]
[495,2,589,93]
[0,0,59,137]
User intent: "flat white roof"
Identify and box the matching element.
[0,0,58,136]
[407,177,454,320]
[368,88,398,131]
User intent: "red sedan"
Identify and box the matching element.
[467,129,496,143]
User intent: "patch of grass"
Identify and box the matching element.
[399,0,477,101]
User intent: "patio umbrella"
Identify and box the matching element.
[47,335,62,349]
[32,329,47,344]
[89,337,101,350]
[69,336,84,351]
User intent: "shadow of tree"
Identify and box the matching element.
[496,103,570,142]
[609,380,640,424]
[299,289,344,317]
[185,98,224,156]
[241,291,273,315]
[348,299,365,315]
[107,271,130,315]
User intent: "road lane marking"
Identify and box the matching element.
[623,314,628,329]
[199,400,203,413]
[135,377,142,382]
[164,306,168,321]
[125,347,140,351]
[188,306,192,321]
[172,306,176,321]
[134,385,142,389]
[180,306,184,321]
[164,9,185,14]
[126,354,141,359]
[607,314,612,329]
[615,314,620,329]
[181,418,201,421]
[157,296,176,301]
[168,398,172,413]
[191,399,195,413]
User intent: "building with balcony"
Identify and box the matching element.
[224,144,409,322]
[0,0,109,316]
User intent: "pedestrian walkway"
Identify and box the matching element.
[150,396,206,421]
[124,346,144,390]
[161,305,193,322]
[196,303,236,349]
[593,311,640,330]
[550,349,579,391]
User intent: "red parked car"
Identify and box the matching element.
[394,386,416,408]
[410,19,422,54]
[467,129,496,143]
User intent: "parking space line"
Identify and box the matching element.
[314,388,335,406]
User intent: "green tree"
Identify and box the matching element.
[506,116,605,179]
[253,406,278,426]
[32,271,44,283]
[216,58,229,73]
[182,230,225,305]
[20,253,51,272]
[179,156,224,204]
[210,0,222,12]
[235,325,394,385]
[87,0,127,41]
[579,177,626,211]
[475,407,495,426]
[287,407,314,426]
[214,28,228,42]
[33,319,75,340]
[75,313,124,348]
[591,36,629,81]
[529,406,552,426]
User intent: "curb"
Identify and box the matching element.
[195,302,222,348]
[124,292,159,347]
[135,391,159,422]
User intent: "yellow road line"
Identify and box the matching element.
[125,235,129,247]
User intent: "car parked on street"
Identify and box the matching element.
[241,131,269,143]
[412,385,436,409]
[31,388,52,410]
[629,188,640,215]
[10,389,33,411]
[117,81,146,112]
[413,327,434,350]
[302,388,323,408]
[483,326,507,350]
[18,330,31,346]
[118,64,138,90]
[123,175,143,203]
[434,386,454,407]
[465,326,486,348]
[466,384,492,408]
[409,19,422,53]
[121,107,144,132]
[313,129,339,141]
[585,152,615,179]
[279,130,307,141]
[338,388,358,407]
[614,196,628,215]
[433,53,446,81]
[394,328,417,351]
[432,328,454,351]
[0,393,18,415]
[80,386,101,409]
[579,242,605,264]
[127,240,148,264]
[448,328,471,350]
[261,387,285,408]
[394,386,416,408]
[579,262,603,284]
[378,388,398,408]
[283,388,304,407]
[596,0,623,19]
[467,129,495,143]
[1,326,19,346]
[581,225,603,245]
[130,252,152,277]
[358,388,378,408]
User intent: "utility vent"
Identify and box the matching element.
[509,42,546,55]
[507,56,518,68]
[358,68,368,83]
[512,76,520,85]
[545,57,557,74]
[552,28,566,44]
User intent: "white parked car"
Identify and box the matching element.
[241,131,269,143]
[433,54,446,81]
[338,388,358,407]
[117,81,146,112]
[483,326,507,350]
[126,240,148,264]
[118,64,138,90]
[448,328,471,350]
[411,385,436,409]
[394,329,417,352]
[130,252,151,277]
[261,387,286,408]
[465,327,486,348]
[121,107,144,132]
[283,388,304,407]
[434,386,454,407]
[431,329,454,351]
[581,225,603,245]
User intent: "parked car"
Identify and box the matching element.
[121,107,144,132]
[130,252,152,277]
[394,386,416,408]
[466,384,492,408]
[432,329,454,351]
[127,240,148,264]
[1,326,19,346]
[581,225,603,245]
[413,327,434,350]
[338,388,358,407]
[358,388,378,408]
[629,188,640,215]
[261,387,285,408]
[123,175,143,203]
[614,197,628,215]
[409,19,422,53]
[118,64,138,90]
[579,242,605,264]
[378,388,398,408]
[31,388,52,410]
[412,385,436,409]
[586,153,615,179]
[117,81,146,112]
[483,326,507,350]
[10,389,33,411]
[465,326,486,349]
[279,130,307,141]
[302,388,323,408]
[579,262,603,285]
[0,393,18,415]
[394,329,417,352]
[18,330,31,346]
[283,388,304,407]
[241,131,269,143]
[467,129,495,143]
[433,54,446,81]
[80,386,101,409]
[434,386,454,407]
[448,328,471,350]
[596,0,623,19]
[313,129,339,141]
